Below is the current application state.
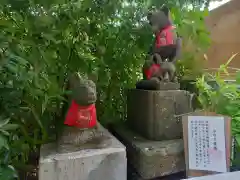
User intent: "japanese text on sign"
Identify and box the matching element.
[188,116,227,172]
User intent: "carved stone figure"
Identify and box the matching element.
[68,72,97,106]
[57,73,106,152]
[147,6,182,82]
[136,7,182,90]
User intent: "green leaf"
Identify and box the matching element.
[236,71,240,84]
[0,130,10,136]
[0,134,9,150]
[236,135,240,148]
[1,124,19,131]
[41,95,48,114]
[226,53,238,66]
[0,118,10,128]
[0,165,18,180]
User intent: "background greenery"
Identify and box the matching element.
[196,54,240,166]
[0,0,215,179]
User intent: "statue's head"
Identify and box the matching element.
[147,6,172,33]
[69,72,97,106]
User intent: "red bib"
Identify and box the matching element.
[64,100,97,128]
[144,63,161,80]
[155,26,175,48]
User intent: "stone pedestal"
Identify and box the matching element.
[136,81,180,91]
[127,89,193,141]
[39,124,127,180]
[127,163,185,180]
[156,82,181,90]
[111,124,185,180]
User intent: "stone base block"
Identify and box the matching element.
[128,163,185,180]
[136,81,180,91]
[112,124,185,180]
[157,82,180,90]
[39,124,127,180]
[127,89,193,141]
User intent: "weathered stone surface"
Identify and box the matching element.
[39,124,127,180]
[127,163,185,180]
[57,126,106,153]
[157,82,180,90]
[136,81,180,91]
[127,89,193,141]
[112,125,185,180]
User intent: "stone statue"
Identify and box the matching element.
[57,72,106,152]
[136,6,182,90]
[147,6,182,82]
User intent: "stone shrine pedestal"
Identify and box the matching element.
[127,88,193,141]
[39,123,127,180]
[113,82,193,179]
[111,124,185,180]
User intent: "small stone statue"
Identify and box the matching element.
[147,6,182,82]
[136,6,182,90]
[57,73,106,152]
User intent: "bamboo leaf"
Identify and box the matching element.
[0,118,10,128]
[0,134,9,150]
[2,124,19,131]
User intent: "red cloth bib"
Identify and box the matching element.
[144,63,161,80]
[64,100,97,128]
[155,26,175,48]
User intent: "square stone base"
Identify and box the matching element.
[136,81,180,91]
[39,124,127,180]
[157,82,180,90]
[111,124,185,180]
[127,89,193,141]
[128,163,186,180]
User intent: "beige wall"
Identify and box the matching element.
[205,0,240,77]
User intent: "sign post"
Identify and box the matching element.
[182,111,231,178]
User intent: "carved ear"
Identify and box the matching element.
[68,72,82,89]
[161,6,170,16]
[147,12,152,21]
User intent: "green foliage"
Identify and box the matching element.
[196,54,240,163]
[0,118,19,179]
[0,0,212,179]
[174,7,210,80]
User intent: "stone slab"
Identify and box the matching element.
[157,82,180,90]
[136,81,180,91]
[39,124,127,180]
[127,162,185,180]
[112,124,185,180]
[127,89,193,141]
[182,171,240,180]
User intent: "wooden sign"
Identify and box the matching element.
[182,111,231,178]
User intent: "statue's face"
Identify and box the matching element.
[148,12,161,32]
[147,10,171,33]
